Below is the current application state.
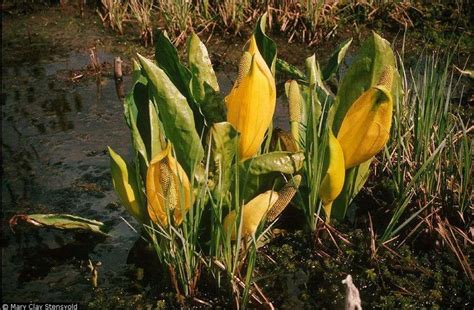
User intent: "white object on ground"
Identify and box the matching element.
[342,274,362,310]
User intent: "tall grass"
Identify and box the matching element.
[206,153,274,308]
[298,56,332,231]
[158,0,194,44]
[381,51,472,242]
[94,0,453,45]
[129,0,154,46]
[98,0,129,35]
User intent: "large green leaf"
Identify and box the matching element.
[332,32,397,134]
[154,31,205,133]
[124,63,164,179]
[154,31,193,99]
[138,54,204,176]
[322,38,353,81]
[238,152,305,202]
[254,12,277,74]
[188,32,226,126]
[188,32,219,95]
[209,122,238,202]
[109,147,148,224]
[123,65,151,180]
[9,214,109,236]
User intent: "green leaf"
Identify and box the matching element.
[154,31,193,99]
[125,80,151,156]
[123,70,150,179]
[10,214,109,236]
[239,152,305,202]
[155,31,206,133]
[148,98,163,158]
[322,38,353,81]
[241,152,305,175]
[305,54,331,97]
[188,32,226,126]
[138,54,204,176]
[332,32,397,135]
[277,58,306,80]
[108,147,149,224]
[209,122,239,201]
[188,32,219,95]
[254,13,277,74]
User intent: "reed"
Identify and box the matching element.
[129,0,154,46]
[381,51,472,242]
[97,0,129,35]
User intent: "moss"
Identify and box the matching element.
[256,229,473,308]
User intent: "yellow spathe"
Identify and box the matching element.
[226,35,276,160]
[146,143,192,227]
[319,131,345,222]
[223,190,279,240]
[337,67,394,169]
[109,146,148,224]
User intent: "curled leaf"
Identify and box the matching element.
[9,214,109,236]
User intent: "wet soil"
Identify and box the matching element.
[1,4,472,308]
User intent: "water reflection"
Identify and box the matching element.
[10,229,105,284]
[2,47,136,303]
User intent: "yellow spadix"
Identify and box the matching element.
[319,131,345,222]
[226,35,276,160]
[337,66,394,169]
[146,143,192,227]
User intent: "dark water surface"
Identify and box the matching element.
[1,49,144,303]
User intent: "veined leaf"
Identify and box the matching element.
[188,32,219,95]
[10,214,109,236]
[305,54,331,97]
[188,32,226,126]
[238,152,304,202]
[123,67,150,177]
[124,61,163,179]
[154,31,206,133]
[154,31,193,99]
[254,12,277,75]
[138,54,204,176]
[241,152,304,175]
[148,97,163,158]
